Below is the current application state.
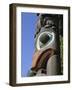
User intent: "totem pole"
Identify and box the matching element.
[30,14,62,76]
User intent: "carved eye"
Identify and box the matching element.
[36,31,54,50]
[39,33,52,48]
[40,34,50,44]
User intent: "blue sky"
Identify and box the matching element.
[21,12,37,77]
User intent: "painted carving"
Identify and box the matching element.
[29,14,63,76]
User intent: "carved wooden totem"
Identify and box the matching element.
[30,14,63,76]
